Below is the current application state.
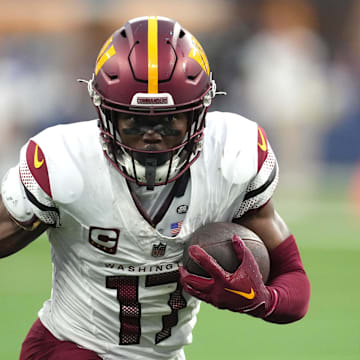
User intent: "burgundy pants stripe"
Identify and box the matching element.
[20,318,102,360]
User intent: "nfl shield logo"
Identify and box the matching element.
[151,242,167,257]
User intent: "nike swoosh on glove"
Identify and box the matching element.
[179,235,278,318]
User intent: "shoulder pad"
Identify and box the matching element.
[1,166,35,223]
[206,112,258,185]
[257,126,269,172]
[21,126,84,204]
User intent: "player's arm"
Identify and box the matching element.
[0,143,60,258]
[236,199,290,251]
[180,126,310,323]
[0,195,48,258]
[233,200,310,323]
[180,201,310,324]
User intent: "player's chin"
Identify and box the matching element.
[136,140,181,153]
[143,143,164,151]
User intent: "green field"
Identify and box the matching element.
[1,183,359,359]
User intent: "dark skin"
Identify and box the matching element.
[0,197,48,258]
[115,113,189,152]
[0,114,290,257]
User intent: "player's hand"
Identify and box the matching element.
[179,235,277,318]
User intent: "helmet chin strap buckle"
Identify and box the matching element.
[145,157,157,190]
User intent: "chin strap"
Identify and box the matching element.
[145,157,157,190]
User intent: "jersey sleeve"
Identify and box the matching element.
[18,139,60,226]
[233,126,279,219]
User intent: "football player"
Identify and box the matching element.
[0,16,310,360]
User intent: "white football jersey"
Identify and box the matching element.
[14,111,278,360]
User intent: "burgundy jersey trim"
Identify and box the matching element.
[126,181,154,226]
[257,126,269,173]
[25,140,52,197]
[126,171,190,228]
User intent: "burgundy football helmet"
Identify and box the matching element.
[83,16,221,188]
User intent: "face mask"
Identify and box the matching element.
[121,115,184,137]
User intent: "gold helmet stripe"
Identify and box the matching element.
[188,36,210,76]
[97,35,113,63]
[148,16,158,93]
[95,34,116,76]
[95,45,116,75]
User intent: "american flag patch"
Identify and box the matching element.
[170,221,183,236]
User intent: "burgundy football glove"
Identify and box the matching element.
[179,235,278,318]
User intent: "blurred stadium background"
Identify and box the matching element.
[0,0,359,359]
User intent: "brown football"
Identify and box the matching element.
[182,222,270,283]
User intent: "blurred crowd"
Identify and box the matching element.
[0,0,359,188]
